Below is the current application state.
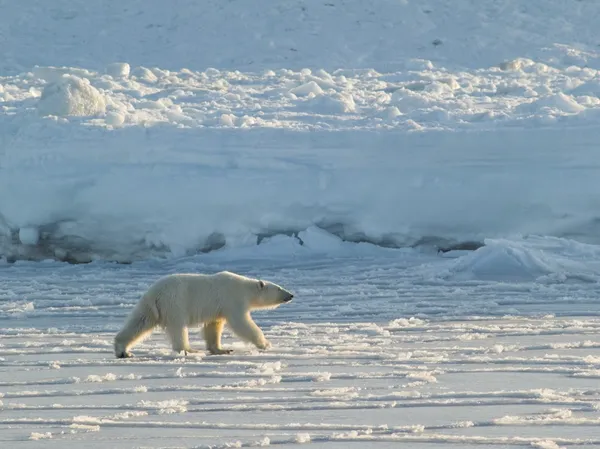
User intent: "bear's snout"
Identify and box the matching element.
[282,293,294,302]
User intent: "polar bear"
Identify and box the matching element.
[114,271,294,358]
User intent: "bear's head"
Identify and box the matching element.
[251,279,294,310]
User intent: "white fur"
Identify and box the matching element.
[114,271,294,358]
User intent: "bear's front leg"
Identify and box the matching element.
[204,320,233,355]
[226,312,272,351]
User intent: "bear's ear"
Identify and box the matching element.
[258,280,265,289]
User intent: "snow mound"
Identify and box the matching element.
[297,92,357,114]
[445,237,600,282]
[447,241,555,281]
[105,62,131,78]
[18,227,40,246]
[37,75,106,117]
[291,81,324,97]
[29,432,52,441]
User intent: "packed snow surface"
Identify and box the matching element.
[3,241,600,447]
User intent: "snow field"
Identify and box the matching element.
[3,0,600,75]
[3,246,600,447]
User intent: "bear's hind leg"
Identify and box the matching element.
[165,323,198,356]
[204,320,233,355]
[226,312,271,350]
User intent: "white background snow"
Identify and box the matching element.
[2,0,600,447]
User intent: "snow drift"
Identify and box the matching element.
[444,237,600,283]
[37,75,107,117]
[2,1,600,262]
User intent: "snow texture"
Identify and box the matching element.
[37,75,107,117]
[3,249,600,447]
[3,0,600,447]
[2,1,600,262]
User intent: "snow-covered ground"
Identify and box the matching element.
[3,0,600,447]
[4,241,600,447]
[3,0,600,75]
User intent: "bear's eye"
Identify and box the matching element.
[258,280,265,289]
